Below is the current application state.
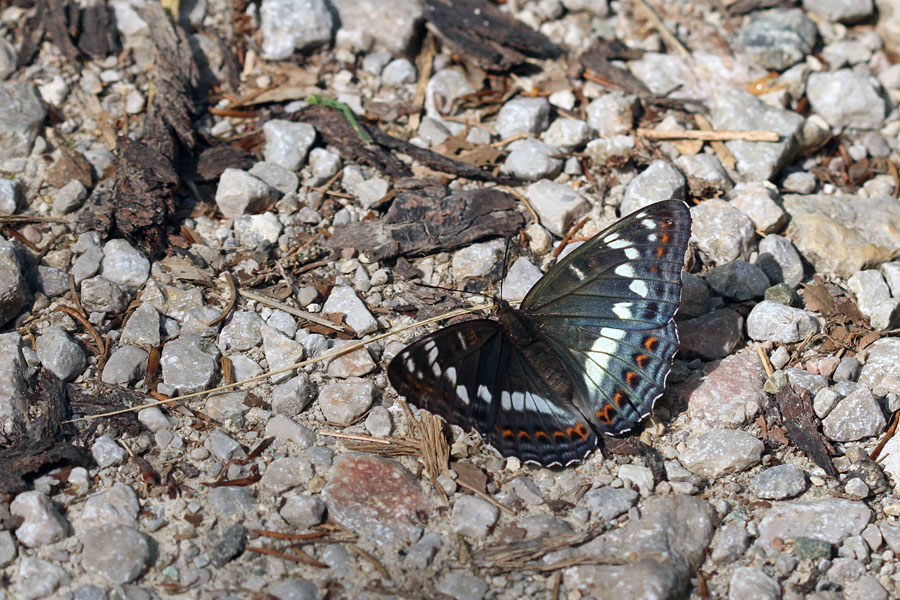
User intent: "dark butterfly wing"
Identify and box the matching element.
[388,320,596,466]
[522,200,692,435]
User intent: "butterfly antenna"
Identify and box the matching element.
[499,236,512,302]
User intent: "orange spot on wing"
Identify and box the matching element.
[614,390,625,406]
[626,371,637,386]
[655,246,666,258]
[536,430,549,440]
[660,232,671,243]
[574,422,590,440]
[644,336,659,351]
[648,264,661,275]
[518,430,531,440]
[595,405,614,425]
[553,430,567,439]
[636,353,650,368]
[502,429,514,440]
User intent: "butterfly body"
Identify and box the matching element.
[388,200,692,467]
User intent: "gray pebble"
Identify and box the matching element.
[120,302,161,347]
[101,239,150,288]
[500,138,562,181]
[451,495,498,539]
[525,179,589,237]
[52,180,87,215]
[35,327,86,382]
[10,491,69,548]
[746,301,819,343]
[280,495,326,530]
[265,414,316,448]
[495,96,550,139]
[160,335,219,394]
[215,169,279,219]
[705,260,770,300]
[260,0,333,59]
[321,286,377,335]
[271,373,314,417]
[101,345,149,385]
[80,524,154,584]
[80,276,129,314]
[318,378,374,425]
[584,486,639,520]
[679,429,764,479]
[751,464,806,499]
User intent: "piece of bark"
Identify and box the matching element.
[192,144,257,182]
[295,104,520,184]
[76,2,200,258]
[326,183,524,260]
[424,0,561,71]
[774,384,838,478]
[76,0,120,59]
[0,372,91,496]
[605,437,666,484]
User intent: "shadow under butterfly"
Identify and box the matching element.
[388,200,692,467]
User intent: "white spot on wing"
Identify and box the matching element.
[456,385,470,405]
[569,264,586,279]
[511,391,524,411]
[582,328,625,390]
[624,247,639,260]
[642,219,657,229]
[406,358,415,372]
[424,340,435,352]
[477,385,491,402]
[501,390,511,410]
[629,279,649,297]
[614,264,635,277]
[456,331,468,349]
[446,367,456,385]
[612,301,632,319]
[432,362,442,377]
[427,347,438,364]
[607,238,630,249]
[647,233,658,242]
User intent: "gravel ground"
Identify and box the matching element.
[2,0,900,599]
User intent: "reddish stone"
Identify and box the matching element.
[46,148,93,189]
[677,309,743,360]
[321,453,430,546]
[676,352,768,427]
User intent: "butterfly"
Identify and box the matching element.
[387,200,692,467]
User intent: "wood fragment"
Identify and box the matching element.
[246,545,328,568]
[756,346,774,377]
[694,114,737,169]
[207,272,237,327]
[553,216,590,259]
[773,384,838,478]
[636,128,780,142]
[327,182,524,261]
[423,0,561,71]
[871,411,900,461]
[457,478,516,517]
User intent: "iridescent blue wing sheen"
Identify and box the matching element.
[522,200,692,435]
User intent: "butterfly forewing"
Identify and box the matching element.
[524,201,691,435]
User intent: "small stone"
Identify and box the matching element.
[822,386,886,442]
[322,285,377,335]
[757,499,871,547]
[751,464,807,500]
[729,183,786,235]
[618,464,655,493]
[280,495,326,530]
[500,138,562,181]
[746,301,820,343]
[307,148,341,186]
[425,68,475,120]
[807,69,886,130]
[541,118,590,151]
[435,573,489,600]
[260,457,314,493]
[803,0,874,23]
[321,453,430,546]
[137,406,175,433]
[271,373,314,417]
[451,240,504,280]
[101,239,150,288]
[365,405,392,437]
[705,260,770,300]
[833,356,861,382]
[91,434,127,468]
[219,310,264,352]
[620,160,685,216]
[331,0,423,55]
[763,283,800,306]
[208,486,257,518]
[52,180,87,215]
[160,335,219,394]
[711,522,750,564]
[860,338,900,390]
[382,58,417,85]
[265,414,316,449]
[35,327,86,382]
[586,93,637,137]
[793,536,833,560]
[678,352,768,427]
[121,303,161,347]
[101,345,149,385]
[249,161,299,195]
[208,524,247,567]
[500,257,543,301]
[679,429,764,479]
[675,154,733,196]
[690,198,755,263]
[267,579,318,600]
[737,8,817,70]
[215,169,279,219]
[10,491,69,548]
[844,478,870,499]
[262,325,305,383]
[495,97,551,139]
[584,134,635,163]
[813,388,842,419]
[584,486,639,520]
[729,566,780,600]
[451,495,499,539]
[80,276,129,313]
[12,556,70,600]
[318,378,374,425]
[525,180,589,237]
[260,0,333,59]
[0,82,46,158]
[782,171,816,194]
[784,367,827,395]
[80,524,154,584]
